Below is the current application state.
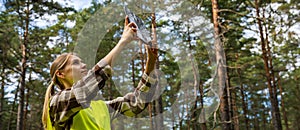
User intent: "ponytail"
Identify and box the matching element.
[42,79,55,128]
[42,53,71,128]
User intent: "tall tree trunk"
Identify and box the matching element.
[264,8,283,130]
[150,11,164,130]
[0,66,5,130]
[191,97,198,129]
[0,39,10,129]
[23,71,32,130]
[254,1,282,129]
[228,56,238,130]
[7,81,20,130]
[191,87,199,130]
[231,85,239,130]
[199,82,207,130]
[211,0,231,129]
[237,68,249,130]
[23,86,29,130]
[186,25,206,130]
[17,0,29,129]
[235,54,249,130]
[277,76,289,130]
[17,41,26,130]
[226,73,235,129]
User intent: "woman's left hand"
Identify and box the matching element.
[145,43,158,75]
[146,44,158,63]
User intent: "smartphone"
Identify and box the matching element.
[124,6,152,45]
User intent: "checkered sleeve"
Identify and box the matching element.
[106,72,157,119]
[49,63,112,128]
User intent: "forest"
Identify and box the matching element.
[0,0,299,130]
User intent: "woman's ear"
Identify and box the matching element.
[56,71,65,79]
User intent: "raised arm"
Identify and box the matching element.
[48,16,138,128]
[71,16,138,106]
[99,16,138,67]
[106,45,158,119]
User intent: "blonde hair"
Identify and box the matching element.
[42,53,72,128]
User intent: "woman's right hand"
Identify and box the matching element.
[120,16,138,44]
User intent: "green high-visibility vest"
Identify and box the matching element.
[47,100,111,130]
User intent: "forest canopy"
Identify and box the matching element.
[0,0,299,130]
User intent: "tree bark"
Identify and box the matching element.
[230,84,239,130]
[211,0,231,129]
[237,68,249,130]
[0,66,5,130]
[23,86,29,130]
[277,76,289,130]
[254,0,282,129]
[226,72,235,130]
[17,0,29,129]
[23,70,32,130]
[199,82,207,130]
[7,81,20,130]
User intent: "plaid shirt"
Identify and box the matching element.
[49,62,157,129]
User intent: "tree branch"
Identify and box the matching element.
[218,9,264,21]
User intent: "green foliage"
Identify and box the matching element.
[0,0,299,129]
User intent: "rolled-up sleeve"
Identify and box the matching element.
[73,64,112,108]
[106,72,157,119]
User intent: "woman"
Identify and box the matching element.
[42,16,158,130]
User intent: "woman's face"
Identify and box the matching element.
[62,55,88,85]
